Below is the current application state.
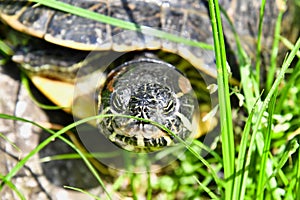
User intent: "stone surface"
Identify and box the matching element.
[0,63,104,199]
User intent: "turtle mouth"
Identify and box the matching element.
[98,115,180,152]
[108,131,174,152]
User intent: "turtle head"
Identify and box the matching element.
[98,59,198,152]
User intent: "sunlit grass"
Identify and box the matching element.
[63,186,102,200]
[207,0,235,199]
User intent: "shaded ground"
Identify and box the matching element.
[0,62,105,199]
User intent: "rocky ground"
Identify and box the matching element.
[0,62,106,200]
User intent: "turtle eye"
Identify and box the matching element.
[111,87,131,113]
[154,87,177,115]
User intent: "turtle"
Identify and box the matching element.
[0,0,298,152]
[0,0,218,153]
[98,58,200,152]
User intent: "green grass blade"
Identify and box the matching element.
[265,142,297,186]
[146,170,152,200]
[63,186,102,200]
[118,113,224,192]
[266,0,286,92]
[0,113,112,199]
[98,114,224,189]
[275,140,299,174]
[244,35,300,200]
[233,96,261,200]
[0,39,13,56]
[0,112,224,198]
[208,0,235,198]
[266,139,299,199]
[30,0,213,50]
[220,5,258,112]
[0,132,21,153]
[0,39,13,65]
[256,89,278,199]
[0,174,26,200]
[219,6,249,69]
[255,0,266,86]
[156,125,223,190]
[296,142,300,200]
[20,71,68,110]
[280,36,300,58]
[130,173,138,200]
[194,176,219,199]
[192,140,222,162]
[275,59,300,113]
[39,151,119,163]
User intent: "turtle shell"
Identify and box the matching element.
[0,0,217,77]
